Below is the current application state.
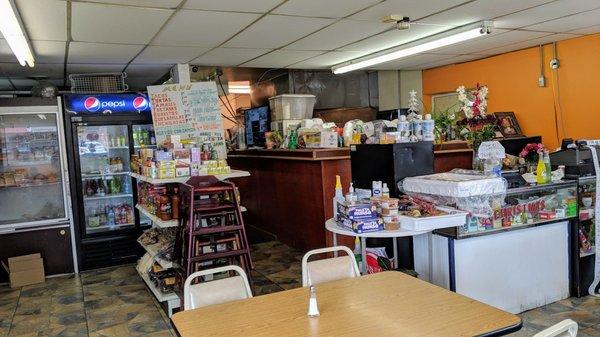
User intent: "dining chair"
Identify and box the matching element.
[533,319,578,337]
[302,246,361,287]
[183,265,253,310]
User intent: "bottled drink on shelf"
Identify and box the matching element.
[107,206,116,228]
[97,179,105,196]
[171,187,180,220]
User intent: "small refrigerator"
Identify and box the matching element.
[0,97,76,280]
[63,93,156,270]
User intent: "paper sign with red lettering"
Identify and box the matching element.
[147,82,226,158]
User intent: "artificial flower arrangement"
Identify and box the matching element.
[455,84,496,150]
[519,143,545,163]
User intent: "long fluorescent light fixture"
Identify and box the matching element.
[332,21,493,74]
[228,81,251,94]
[0,0,35,67]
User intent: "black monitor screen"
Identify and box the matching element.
[244,106,269,147]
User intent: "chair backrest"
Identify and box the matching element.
[533,319,578,337]
[302,246,361,287]
[183,265,253,310]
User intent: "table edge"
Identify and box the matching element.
[477,318,523,337]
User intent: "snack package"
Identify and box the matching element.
[365,247,392,274]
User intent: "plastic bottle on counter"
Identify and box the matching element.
[345,182,357,203]
[410,115,423,142]
[333,175,344,219]
[372,181,383,197]
[536,150,547,185]
[382,183,390,197]
[543,150,552,183]
[397,115,410,143]
[422,114,435,141]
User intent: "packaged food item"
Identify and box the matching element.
[337,201,378,220]
[338,216,384,234]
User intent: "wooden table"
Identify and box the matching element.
[172,271,522,337]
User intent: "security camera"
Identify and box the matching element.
[191,66,199,73]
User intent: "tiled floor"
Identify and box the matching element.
[0,240,598,336]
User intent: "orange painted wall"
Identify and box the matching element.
[422,33,600,150]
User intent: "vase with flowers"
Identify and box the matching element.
[519,143,545,172]
[455,84,496,169]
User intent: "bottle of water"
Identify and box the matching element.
[397,115,410,143]
[422,114,435,142]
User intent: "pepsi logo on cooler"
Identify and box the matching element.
[83,97,101,112]
[132,96,148,111]
[65,94,151,114]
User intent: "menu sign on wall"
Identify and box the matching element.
[147,82,226,158]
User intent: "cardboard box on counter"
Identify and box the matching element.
[337,201,378,220]
[337,216,384,234]
[1,253,45,288]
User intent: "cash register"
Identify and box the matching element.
[549,138,596,178]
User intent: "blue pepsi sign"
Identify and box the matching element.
[64,93,151,114]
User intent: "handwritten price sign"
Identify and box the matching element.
[147,82,226,158]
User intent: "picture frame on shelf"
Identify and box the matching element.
[494,112,523,138]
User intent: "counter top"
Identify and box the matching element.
[228,148,350,161]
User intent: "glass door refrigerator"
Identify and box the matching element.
[63,93,155,270]
[0,97,76,279]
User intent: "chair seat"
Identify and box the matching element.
[188,275,249,308]
[307,255,358,285]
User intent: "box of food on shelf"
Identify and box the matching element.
[337,201,378,220]
[337,215,384,234]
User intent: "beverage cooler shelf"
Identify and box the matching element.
[86,222,135,233]
[82,172,129,179]
[84,193,133,201]
[0,181,61,189]
[135,204,179,228]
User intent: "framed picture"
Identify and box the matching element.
[494,112,523,138]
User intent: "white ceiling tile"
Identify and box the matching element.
[371,53,458,70]
[524,8,600,33]
[350,0,466,22]
[494,0,600,29]
[223,15,335,48]
[285,19,391,51]
[183,0,283,12]
[568,24,600,35]
[67,63,126,75]
[80,0,182,8]
[191,48,271,66]
[71,3,172,44]
[418,0,553,27]
[290,51,366,69]
[0,39,17,63]
[132,46,210,64]
[124,64,172,79]
[273,0,380,18]
[68,42,144,63]
[15,0,67,41]
[0,63,64,79]
[433,29,548,55]
[482,33,579,56]
[153,10,261,47]
[241,50,322,68]
[31,40,65,63]
[339,24,449,52]
[415,54,488,70]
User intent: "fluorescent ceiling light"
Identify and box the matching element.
[228,81,251,94]
[0,0,35,67]
[332,21,492,74]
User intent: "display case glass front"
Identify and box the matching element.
[455,181,578,238]
[76,124,134,234]
[578,178,596,258]
[0,113,67,226]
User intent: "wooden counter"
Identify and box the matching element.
[228,147,473,252]
[228,149,352,251]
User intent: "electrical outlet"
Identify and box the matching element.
[550,58,560,69]
[538,76,546,87]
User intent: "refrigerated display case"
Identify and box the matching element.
[63,93,155,270]
[0,97,76,280]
